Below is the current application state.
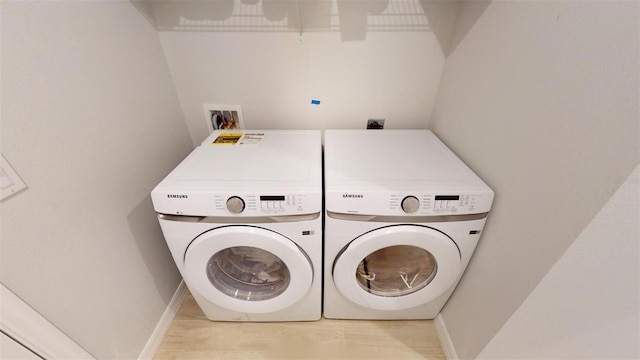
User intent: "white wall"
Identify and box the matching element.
[478,164,639,359]
[1,2,193,358]
[150,0,458,145]
[430,1,639,358]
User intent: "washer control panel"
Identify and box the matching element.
[214,194,310,215]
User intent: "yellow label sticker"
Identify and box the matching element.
[212,133,243,145]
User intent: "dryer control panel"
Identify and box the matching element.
[390,194,484,214]
[327,191,493,216]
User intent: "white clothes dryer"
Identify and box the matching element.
[323,130,494,320]
[152,130,322,322]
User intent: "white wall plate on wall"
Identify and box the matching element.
[203,104,244,134]
[1,154,28,201]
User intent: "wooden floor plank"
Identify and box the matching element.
[154,291,446,359]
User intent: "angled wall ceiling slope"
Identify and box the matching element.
[130,0,483,48]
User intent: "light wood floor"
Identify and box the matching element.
[154,291,446,359]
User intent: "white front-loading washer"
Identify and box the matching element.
[323,130,494,320]
[152,130,322,321]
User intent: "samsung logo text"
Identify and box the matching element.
[167,194,188,199]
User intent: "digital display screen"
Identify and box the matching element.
[260,195,285,201]
[435,195,460,201]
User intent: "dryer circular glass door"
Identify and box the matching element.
[184,226,313,313]
[333,225,461,311]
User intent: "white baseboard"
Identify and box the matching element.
[435,314,458,360]
[0,283,95,359]
[138,281,186,360]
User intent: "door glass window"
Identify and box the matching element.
[356,245,437,297]
[207,246,290,301]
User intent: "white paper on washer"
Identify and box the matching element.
[238,133,264,145]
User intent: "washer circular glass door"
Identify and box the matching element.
[184,226,313,313]
[333,225,461,311]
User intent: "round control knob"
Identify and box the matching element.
[226,196,245,214]
[401,196,420,213]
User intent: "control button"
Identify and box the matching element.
[401,196,420,213]
[226,196,245,214]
